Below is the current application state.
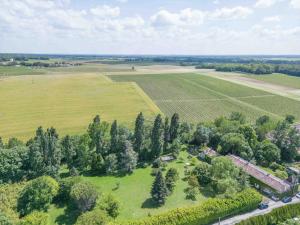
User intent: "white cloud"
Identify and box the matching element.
[90,5,120,18]
[290,0,300,8]
[116,0,128,3]
[211,6,253,20]
[151,8,205,27]
[254,0,279,8]
[263,15,281,22]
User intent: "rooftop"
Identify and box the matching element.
[229,154,291,194]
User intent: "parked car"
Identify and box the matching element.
[282,196,293,203]
[296,192,300,198]
[271,195,280,202]
[258,202,269,210]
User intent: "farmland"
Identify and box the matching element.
[0,73,161,140]
[242,73,300,89]
[110,73,300,122]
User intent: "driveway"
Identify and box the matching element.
[212,197,300,225]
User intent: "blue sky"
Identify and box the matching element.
[0,0,299,54]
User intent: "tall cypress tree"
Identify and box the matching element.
[87,115,101,149]
[61,135,76,170]
[169,113,180,142]
[134,112,145,156]
[110,120,118,154]
[151,170,167,206]
[28,127,61,178]
[150,114,163,160]
[163,117,170,153]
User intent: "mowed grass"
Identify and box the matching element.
[48,152,205,224]
[110,73,300,122]
[243,73,300,89]
[0,74,161,140]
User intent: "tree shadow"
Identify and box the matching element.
[141,198,158,209]
[55,203,80,225]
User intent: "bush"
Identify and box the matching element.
[96,194,120,218]
[17,176,59,216]
[75,209,109,225]
[112,188,262,225]
[70,182,99,213]
[18,211,49,225]
[237,203,300,225]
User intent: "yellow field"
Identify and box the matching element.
[0,73,161,140]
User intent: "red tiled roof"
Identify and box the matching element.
[228,155,291,194]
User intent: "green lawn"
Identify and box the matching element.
[243,73,300,89]
[48,152,206,224]
[0,74,161,140]
[110,73,300,122]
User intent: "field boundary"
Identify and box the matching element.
[129,82,164,116]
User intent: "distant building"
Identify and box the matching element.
[229,154,292,195]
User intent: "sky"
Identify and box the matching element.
[0,0,300,55]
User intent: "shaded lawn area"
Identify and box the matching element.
[48,151,207,224]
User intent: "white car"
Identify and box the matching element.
[296,192,300,198]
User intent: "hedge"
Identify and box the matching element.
[237,203,300,225]
[111,188,262,225]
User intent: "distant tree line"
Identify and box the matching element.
[196,63,300,76]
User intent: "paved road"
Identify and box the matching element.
[212,197,300,225]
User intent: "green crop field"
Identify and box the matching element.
[0,66,46,76]
[48,151,205,224]
[0,74,161,140]
[110,73,300,122]
[243,73,300,89]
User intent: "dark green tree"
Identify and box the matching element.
[150,114,163,160]
[87,115,101,149]
[151,170,167,206]
[169,113,179,142]
[165,168,179,194]
[163,117,170,153]
[255,140,281,166]
[70,182,98,213]
[119,141,138,174]
[273,121,300,162]
[0,146,29,183]
[285,114,295,124]
[192,125,211,146]
[28,127,61,178]
[133,112,145,156]
[17,176,59,216]
[192,161,211,185]
[110,120,118,154]
[61,135,76,170]
[105,154,118,175]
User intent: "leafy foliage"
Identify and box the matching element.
[19,211,49,225]
[151,171,168,206]
[17,176,59,216]
[70,182,98,213]
[75,209,109,225]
